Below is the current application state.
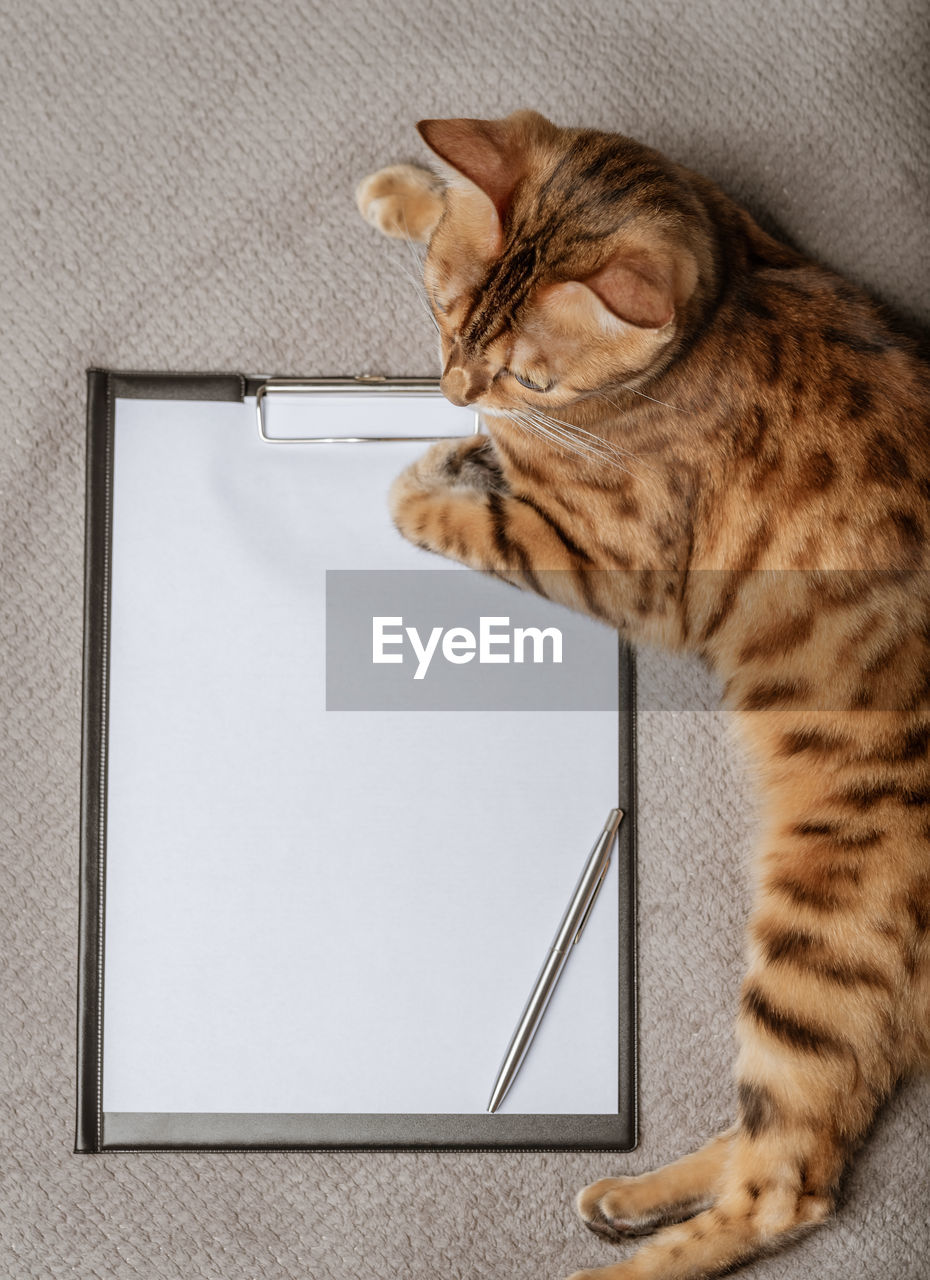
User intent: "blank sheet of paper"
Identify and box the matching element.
[101,391,621,1119]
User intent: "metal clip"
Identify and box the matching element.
[255,376,481,444]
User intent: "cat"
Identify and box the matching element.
[355,111,930,1279]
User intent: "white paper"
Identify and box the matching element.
[102,392,620,1115]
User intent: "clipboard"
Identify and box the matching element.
[77,369,638,1152]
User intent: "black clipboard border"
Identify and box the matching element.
[76,369,639,1154]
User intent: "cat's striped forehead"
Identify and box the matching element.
[459,242,539,351]
[453,130,698,353]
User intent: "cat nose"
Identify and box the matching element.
[440,364,487,407]
[440,367,473,406]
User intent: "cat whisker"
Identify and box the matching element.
[514,409,618,460]
[519,404,635,451]
[395,211,441,335]
[514,408,644,478]
[521,406,656,474]
[499,409,578,462]
[521,422,623,468]
[611,385,690,412]
[394,254,441,335]
[506,408,641,478]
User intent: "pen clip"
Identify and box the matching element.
[573,856,611,945]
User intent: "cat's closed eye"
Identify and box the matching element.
[510,370,552,393]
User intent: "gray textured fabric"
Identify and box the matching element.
[1,1,928,1277]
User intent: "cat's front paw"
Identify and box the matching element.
[433,433,508,493]
[388,435,507,560]
[355,164,444,242]
[390,434,505,511]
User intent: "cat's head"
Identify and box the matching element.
[417,111,715,415]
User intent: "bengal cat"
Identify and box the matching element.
[355,111,930,1279]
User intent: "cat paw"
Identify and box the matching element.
[577,1177,677,1240]
[355,164,444,242]
[436,433,508,493]
[390,435,505,507]
[388,436,506,558]
[566,1271,626,1280]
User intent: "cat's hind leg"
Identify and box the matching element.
[567,1118,843,1280]
[577,1129,736,1241]
[355,163,444,242]
[567,956,892,1277]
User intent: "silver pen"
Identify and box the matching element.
[487,807,624,1114]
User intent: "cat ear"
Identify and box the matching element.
[583,255,677,330]
[538,242,696,340]
[416,115,530,224]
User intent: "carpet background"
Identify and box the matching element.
[1,1,928,1276]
